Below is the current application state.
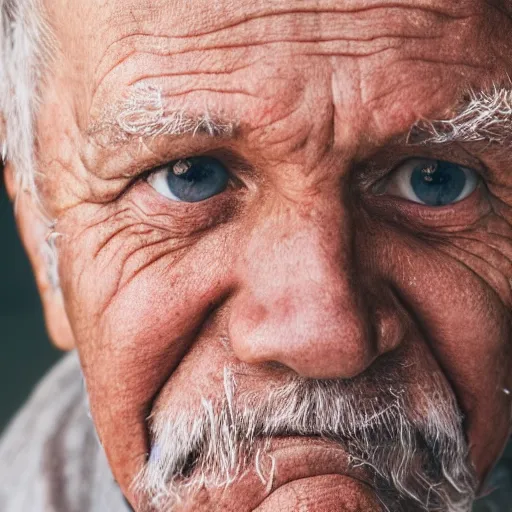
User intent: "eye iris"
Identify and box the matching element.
[410,161,467,206]
[166,157,229,202]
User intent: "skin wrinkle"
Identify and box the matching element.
[152,2,479,38]
[453,244,512,302]
[94,2,471,65]
[134,88,259,101]
[378,212,506,368]
[113,36,430,58]
[112,213,216,277]
[162,6,466,38]
[247,94,324,169]
[92,44,263,101]
[94,221,232,323]
[87,5,482,132]
[104,299,230,454]
[125,62,257,87]
[80,223,197,320]
[95,23,441,85]
[478,232,512,264]
[114,245,182,302]
[436,240,512,306]
[77,177,233,244]
[91,209,140,258]
[93,41,425,115]
[124,40,411,91]
[96,227,173,287]
[363,81,446,125]
[451,231,512,270]
[396,254,510,429]
[381,282,474,461]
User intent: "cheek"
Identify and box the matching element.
[59,214,236,367]
[370,226,512,479]
[55,204,240,481]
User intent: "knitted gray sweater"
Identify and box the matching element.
[0,353,129,512]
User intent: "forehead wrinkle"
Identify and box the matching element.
[91,8,468,83]
[98,0,482,41]
[77,0,500,141]
[88,0,486,101]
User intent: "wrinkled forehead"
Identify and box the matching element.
[43,0,491,61]
[41,0,509,146]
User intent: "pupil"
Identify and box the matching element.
[410,161,467,206]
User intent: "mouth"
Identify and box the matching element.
[134,363,476,511]
[158,435,384,512]
[260,435,365,483]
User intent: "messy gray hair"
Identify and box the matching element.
[0,0,53,194]
[412,85,512,147]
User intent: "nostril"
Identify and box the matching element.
[228,288,378,379]
[264,360,289,371]
[227,232,396,377]
[281,341,378,380]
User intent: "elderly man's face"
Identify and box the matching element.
[8,0,512,510]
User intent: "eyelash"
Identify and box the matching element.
[361,155,488,191]
[116,146,491,208]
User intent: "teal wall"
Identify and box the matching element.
[0,177,60,432]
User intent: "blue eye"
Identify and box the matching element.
[386,158,479,206]
[148,156,229,203]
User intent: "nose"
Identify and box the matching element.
[229,199,380,380]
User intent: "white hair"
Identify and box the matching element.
[0,0,58,287]
[411,85,512,146]
[0,0,53,194]
[88,83,236,147]
[133,361,476,512]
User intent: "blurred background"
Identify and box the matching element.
[0,176,60,434]
[0,175,510,510]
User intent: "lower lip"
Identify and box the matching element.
[173,436,381,512]
[250,437,381,511]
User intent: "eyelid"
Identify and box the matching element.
[359,141,491,189]
[114,154,214,201]
[445,142,492,181]
[371,157,481,209]
[372,155,483,191]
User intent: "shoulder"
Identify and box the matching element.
[0,352,128,512]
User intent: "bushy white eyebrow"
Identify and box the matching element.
[95,84,512,149]
[89,84,237,145]
[411,86,512,146]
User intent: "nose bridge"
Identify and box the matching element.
[251,199,354,301]
[229,197,376,379]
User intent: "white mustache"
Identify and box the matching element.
[133,359,476,512]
